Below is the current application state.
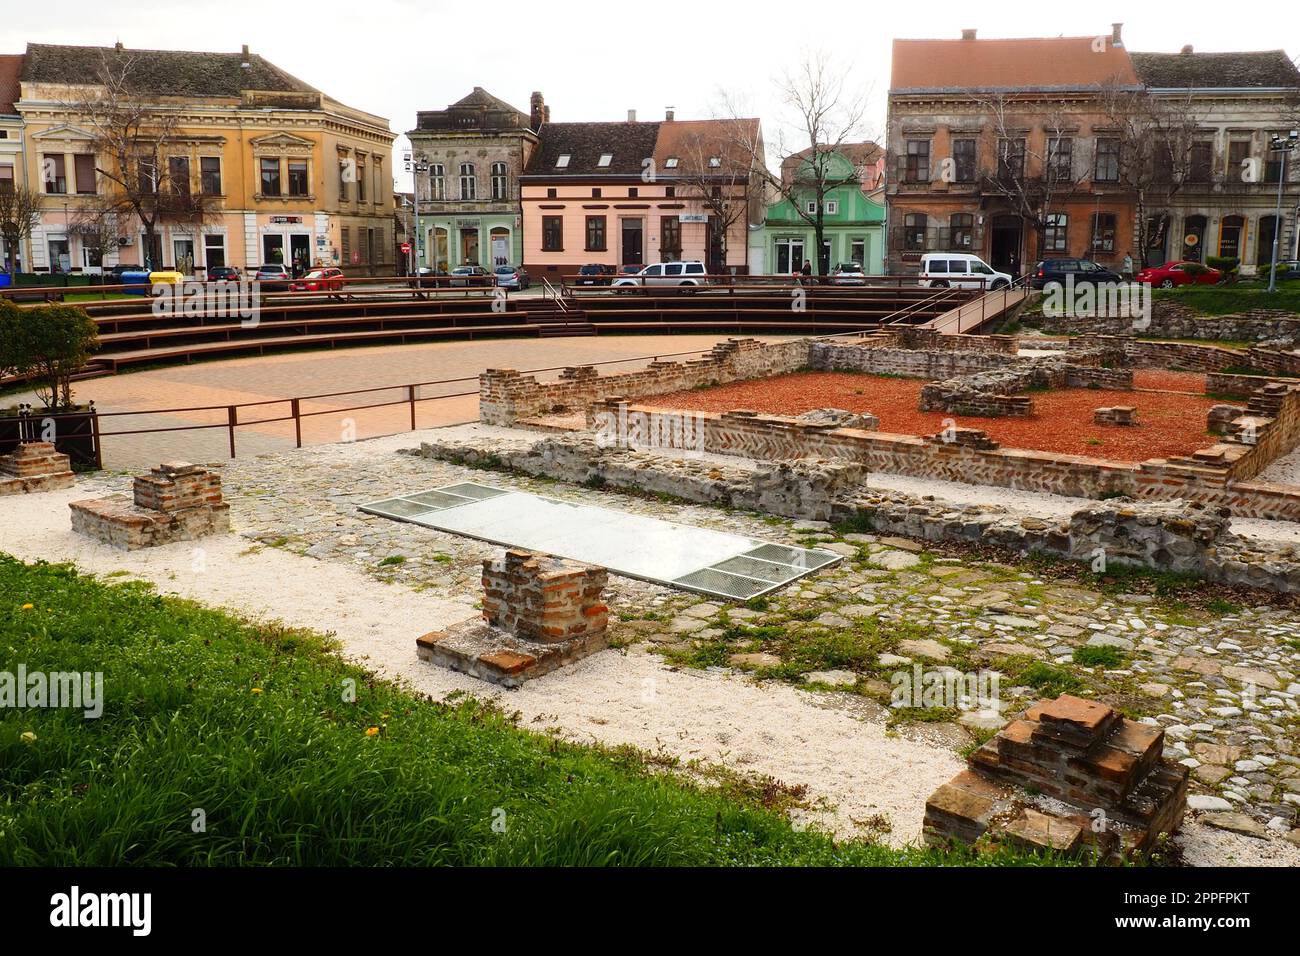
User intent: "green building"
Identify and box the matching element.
[751,147,886,275]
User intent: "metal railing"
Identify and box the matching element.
[16,347,724,467]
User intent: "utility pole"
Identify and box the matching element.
[1267,130,1299,293]
[404,146,430,275]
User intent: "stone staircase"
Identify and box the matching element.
[522,297,595,337]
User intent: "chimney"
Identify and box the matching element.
[530,91,547,131]
[114,41,124,52]
[1181,44,1194,55]
[665,106,675,121]
[961,29,976,41]
[241,44,250,59]
[627,108,637,123]
[1111,23,1123,46]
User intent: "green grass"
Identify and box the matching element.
[0,555,1069,867]
[1152,285,1300,316]
[1072,645,1125,669]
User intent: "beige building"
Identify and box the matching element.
[11,42,395,277]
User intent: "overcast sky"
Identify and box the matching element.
[7,0,1299,187]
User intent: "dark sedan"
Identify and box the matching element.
[1030,258,1123,289]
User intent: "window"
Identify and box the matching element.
[288,160,309,197]
[592,187,602,199]
[1219,215,1245,258]
[928,260,948,274]
[204,233,226,269]
[1265,138,1284,183]
[1047,137,1073,182]
[491,162,508,200]
[200,157,222,195]
[904,213,927,250]
[628,187,638,198]
[1091,212,1117,254]
[597,153,613,167]
[260,157,281,196]
[1258,215,1279,266]
[950,213,974,249]
[825,200,839,215]
[356,158,367,202]
[661,216,681,260]
[542,215,563,251]
[338,158,351,201]
[1189,141,1213,183]
[850,238,866,264]
[430,163,446,199]
[0,163,13,193]
[1043,213,1069,253]
[1094,138,1119,182]
[74,154,96,194]
[998,138,1026,180]
[664,157,679,169]
[459,162,475,199]
[555,154,570,168]
[708,156,721,168]
[904,139,930,183]
[585,215,606,251]
[546,187,557,198]
[43,154,67,194]
[805,200,817,215]
[138,160,157,194]
[1227,140,1252,182]
[951,139,976,182]
[169,156,190,196]
[665,186,675,197]
[341,226,351,264]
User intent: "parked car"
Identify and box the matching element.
[207,266,241,282]
[575,263,616,286]
[1262,259,1300,281]
[830,262,867,286]
[611,260,709,291]
[105,263,142,284]
[289,267,346,293]
[494,265,530,290]
[254,263,292,290]
[918,253,1013,290]
[412,266,448,289]
[1133,260,1222,288]
[449,264,493,287]
[1029,258,1122,290]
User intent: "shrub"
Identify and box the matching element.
[1205,256,1240,283]
[3,303,99,411]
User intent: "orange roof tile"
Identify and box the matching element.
[0,54,22,115]
[891,36,1139,92]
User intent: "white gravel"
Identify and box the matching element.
[0,473,962,848]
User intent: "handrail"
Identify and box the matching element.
[539,277,569,313]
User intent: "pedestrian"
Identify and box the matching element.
[801,260,812,280]
[1122,251,1134,281]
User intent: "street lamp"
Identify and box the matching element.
[1266,129,1299,293]
[404,151,431,276]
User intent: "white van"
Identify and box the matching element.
[612,260,709,290]
[918,253,1013,290]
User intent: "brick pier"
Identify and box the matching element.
[0,442,75,496]
[69,461,231,550]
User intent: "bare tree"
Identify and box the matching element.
[667,129,760,273]
[0,183,42,274]
[1098,83,1200,267]
[974,93,1093,260]
[66,52,214,269]
[69,205,125,272]
[721,51,871,276]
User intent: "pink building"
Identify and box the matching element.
[520,110,763,278]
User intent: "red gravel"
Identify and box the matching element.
[644,369,1218,463]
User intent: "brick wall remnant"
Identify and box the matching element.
[0,442,75,496]
[417,549,610,687]
[1094,406,1136,426]
[924,694,1188,861]
[68,462,230,550]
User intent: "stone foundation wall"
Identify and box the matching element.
[0,442,75,496]
[1029,298,1300,342]
[479,337,813,425]
[482,549,608,643]
[69,462,230,550]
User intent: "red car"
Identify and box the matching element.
[289,267,346,292]
[1134,260,1222,288]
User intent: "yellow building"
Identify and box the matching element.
[12,42,394,277]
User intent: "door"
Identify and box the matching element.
[1183,216,1207,262]
[459,228,479,266]
[48,239,70,273]
[490,228,509,266]
[990,216,1022,276]
[621,218,644,266]
[818,239,832,276]
[290,234,311,276]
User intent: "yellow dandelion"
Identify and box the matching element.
[380,713,391,721]
[20,731,37,744]
[251,687,263,695]
[21,603,33,611]
[365,726,380,737]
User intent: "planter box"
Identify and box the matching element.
[0,407,101,469]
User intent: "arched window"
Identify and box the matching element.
[459,163,476,200]
[1218,215,1245,259]
[1183,215,1207,261]
[1257,215,1279,269]
[490,162,508,200]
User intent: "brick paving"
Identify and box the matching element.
[13,334,789,469]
